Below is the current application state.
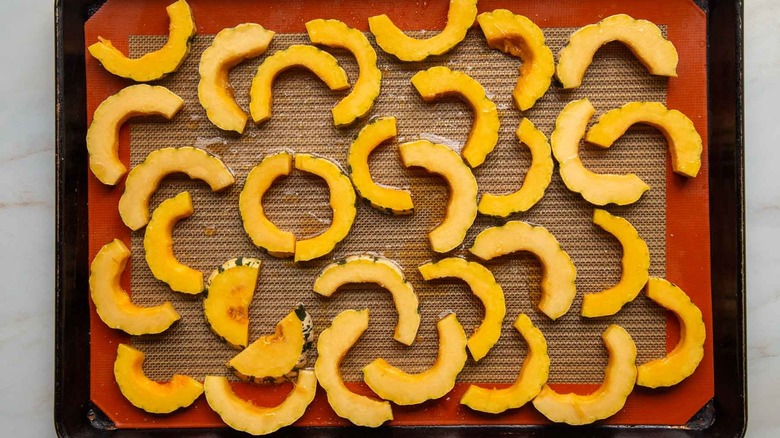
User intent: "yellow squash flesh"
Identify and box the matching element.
[477,9,555,111]
[306,19,382,127]
[478,118,553,217]
[88,0,196,81]
[369,0,478,61]
[203,258,261,349]
[399,140,478,253]
[556,14,678,89]
[461,314,549,414]
[90,239,180,335]
[198,23,275,133]
[114,344,203,414]
[87,85,184,186]
[637,278,706,388]
[315,309,393,427]
[470,221,577,320]
[418,258,505,361]
[581,209,650,318]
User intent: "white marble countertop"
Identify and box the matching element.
[0,0,774,436]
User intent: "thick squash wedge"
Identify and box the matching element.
[363,312,467,405]
[477,10,555,111]
[461,314,549,414]
[203,258,261,349]
[637,278,705,388]
[411,66,499,168]
[532,325,637,425]
[369,0,478,61]
[315,309,393,427]
[581,209,650,318]
[470,221,576,320]
[114,344,202,414]
[249,45,350,124]
[87,85,184,186]
[306,19,382,127]
[347,117,413,215]
[88,0,196,82]
[418,258,505,361]
[228,305,313,383]
[204,370,317,435]
[551,98,649,206]
[313,255,420,346]
[478,118,553,217]
[294,154,357,262]
[399,140,478,253]
[90,239,180,335]
[143,192,203,294]
[586,102,703,178]
[198,23,275,133]
[119,147,235,231]
[239,152,296,257]
[556,14,678,89]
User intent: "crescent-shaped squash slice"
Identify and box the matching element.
[476,10,555,111]
[581,209,650,318]
[637,278,705,388]
[532,324,637,425]
[368,0,478,62]
[119,147,235,231]
[556,14,678,89]
[315,309,393,427]
[461,313,549,413]
[143,192,203,295]
[551,98,649,206]
[249,45,350,124]
[90,239,180,335]
[399,140,478,253]
[239,152,296,257]
[204,370,317,435]
[294,154,357,262]
[418,258,505,361]
[306,19,382,127]
[478,118,553,217]
[88,0,196,82]
[347,117,413,215]
[114,344,203,414]
[198,23,275,134]
[586,102,703,178]
[363,312,467,405]
[313,255,420,346]
[87,85,184,186]
[470,221,576,320]
[203,258,261,349]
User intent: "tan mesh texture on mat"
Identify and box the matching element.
[129,28,666,384]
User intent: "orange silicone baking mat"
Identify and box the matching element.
[85,0,712,429]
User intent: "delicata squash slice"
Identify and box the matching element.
[306,19,382,127]
[119,147,235,231]
[476,10,555,111]
[399,140,478,253]
[470,221,577,321]
[87,85,184,186]
[313,255,420,346]
[114,344,203,414]
[532,325,637,425]
[90,239,180,335]
[203,257,261,349]
[556,14,679,89]
[369,0,478,61]
[198,23,275,134]
[88,0,196,82]
[411,66,499,168]
[461,314,549,414]
[637,278,706,388]
[315,309,393,427]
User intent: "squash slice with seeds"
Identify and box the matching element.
[203,258,261,349]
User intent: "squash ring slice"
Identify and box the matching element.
[203,257,261,349]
